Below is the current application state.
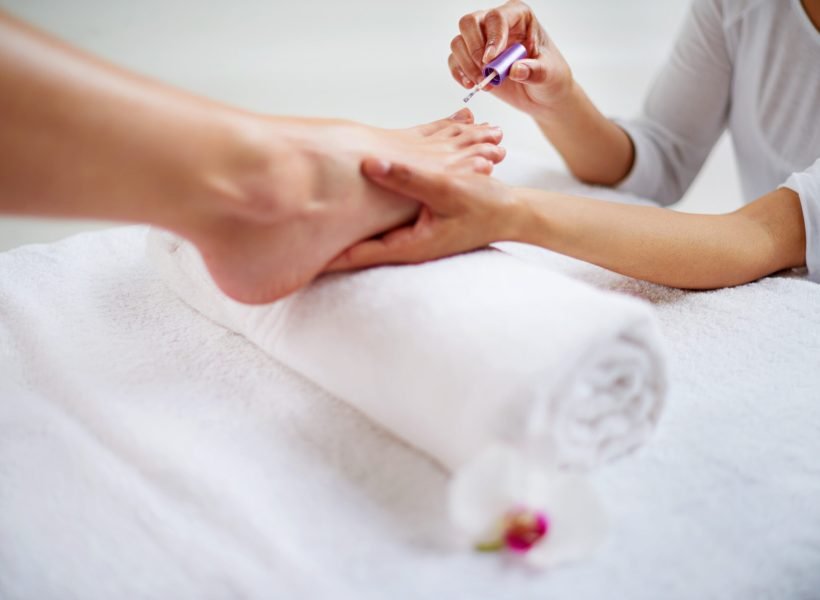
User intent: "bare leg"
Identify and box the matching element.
[0,11,505,304]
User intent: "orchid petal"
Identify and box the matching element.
[448,443,527,539]
[525,474,608,568]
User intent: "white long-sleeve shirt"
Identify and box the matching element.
[616,0,820,281]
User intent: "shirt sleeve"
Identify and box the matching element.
[615,0,732,206]
[780,158,820,283]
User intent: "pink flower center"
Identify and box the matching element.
[503,507,549,553]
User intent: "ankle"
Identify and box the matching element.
[177,112,318,242]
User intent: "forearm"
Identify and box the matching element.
[510,187,806,289]
[534,83,635,186]
[0,11,252,232]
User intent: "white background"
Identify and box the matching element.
[0,0,742,251]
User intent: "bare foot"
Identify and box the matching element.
[184,108,505,304]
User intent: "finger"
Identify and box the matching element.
[450,35,483,84]
[327,209,436,271]
[361,159,453,207]
[326,237,406,272]
[458,11,487,68]
[482,8,509,62]
[448,53,474,89]
[507,58,547,84]
[486,1,537,57]
[525,7,545,57]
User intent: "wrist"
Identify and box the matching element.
[504,187,539,243]
[531,79,584,128]
[506,188,561,248]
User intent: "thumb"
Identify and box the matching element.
[507,58,548,84]
[325,237,397,272]
[361,159,455,211]
[325,207,435,271]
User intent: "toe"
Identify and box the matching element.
[449,107,475,124]
[474,157,495,174]
[447,156,493,175]
[455,125,504,147]
[411,108,475,136]
[438,124,467,138]
[465,143,506,164]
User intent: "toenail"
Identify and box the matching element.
[450,109,471,122]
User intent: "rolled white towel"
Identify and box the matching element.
[147,230,667,472]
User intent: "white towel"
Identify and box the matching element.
[147,230,667,471]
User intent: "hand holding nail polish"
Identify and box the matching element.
[462,43,528,103]
[448,1,575,116]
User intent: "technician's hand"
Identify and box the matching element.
[326,158,520,271]
[449,0,573,115]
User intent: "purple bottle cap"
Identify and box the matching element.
[483,42,528,85]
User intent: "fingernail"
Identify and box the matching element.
[456,69,473,88]
[510,63,530,81]
[482,44,496,63]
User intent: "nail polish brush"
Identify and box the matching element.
[463,42,528,103]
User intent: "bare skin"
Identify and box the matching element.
[329,1,815,289]
[328,160,806,290]
[451,0,820,186]
[0,12,505,303]
[806,0,820,29]
[190,112,505,303]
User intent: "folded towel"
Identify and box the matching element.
[147,230,667,471]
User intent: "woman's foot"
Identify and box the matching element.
[185,109,505,304]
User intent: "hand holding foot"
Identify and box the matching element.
[185,108,507,304]
[327,158,518,272]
